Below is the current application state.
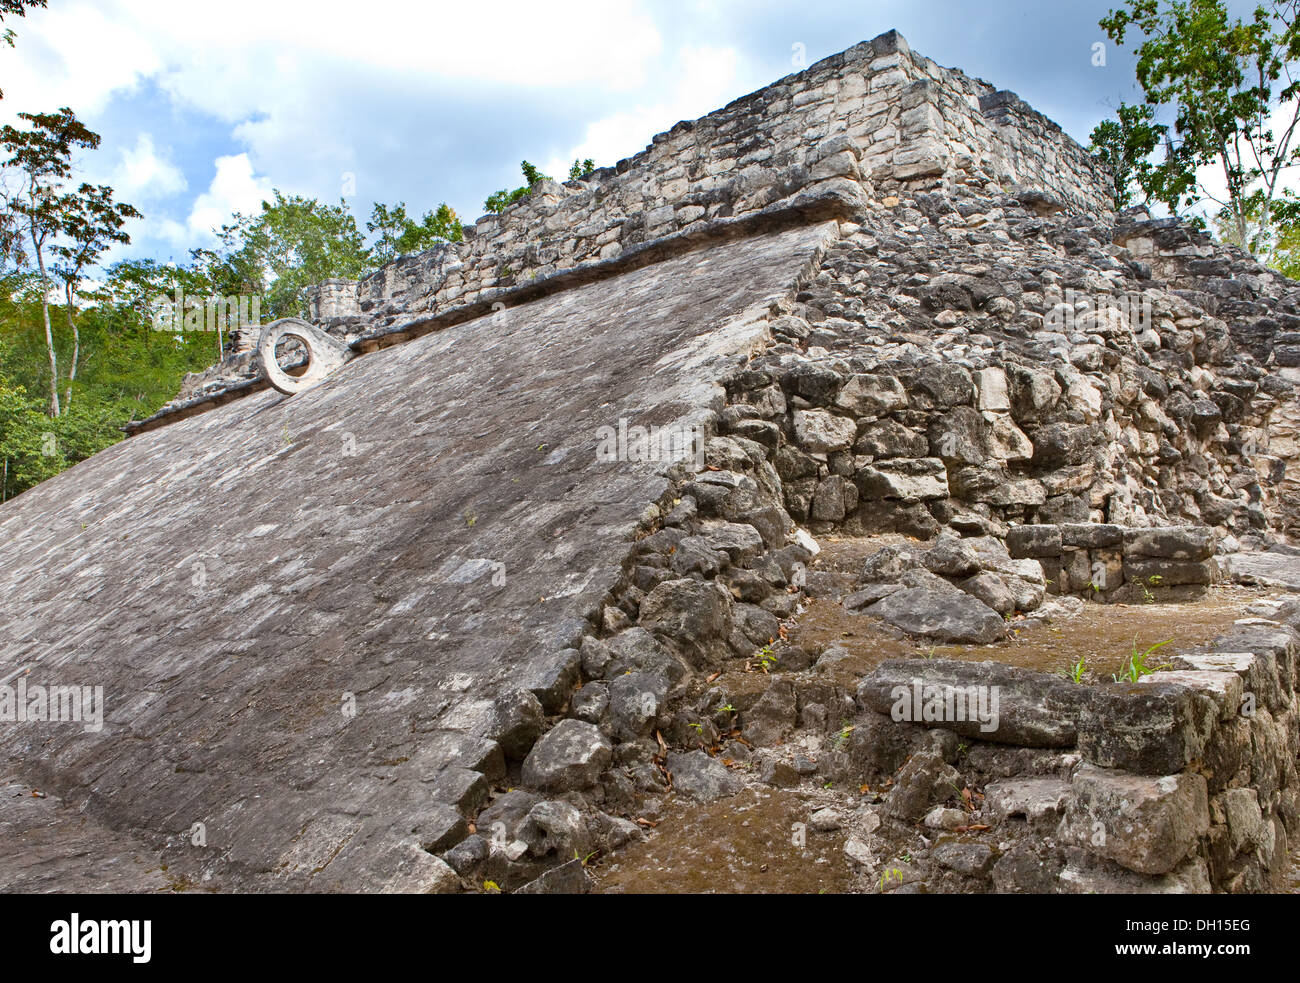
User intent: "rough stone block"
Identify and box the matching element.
[1122,526,1215,561]
[1059,765,1210,875]
[1006,524,1062,558]
[1078,681,1216,775]
[1121,557,1218,587]
[855,457,948,501]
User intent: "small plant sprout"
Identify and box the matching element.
[1067,656,1087,684]
[753,644,778,673]
[1113,638,1172,683]
[832,722,854,751]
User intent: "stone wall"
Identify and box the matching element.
[851,609,1300,893]
[1005,523,1218,602]
[59,31,1300,893]
[306,31,1113,340]
[0,217,841,893]
[152,29,1120,423]
[1115,213,1300,539]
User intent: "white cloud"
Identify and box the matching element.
[3,0,666,127]
[112,133,187,201]
[541,44,753,178]
[0,4,162,125]
[186,154,273,242]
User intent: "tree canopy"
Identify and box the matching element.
[1091,0,1300,268]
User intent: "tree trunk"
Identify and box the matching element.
[34,243,60,417]
[63,278,79,411]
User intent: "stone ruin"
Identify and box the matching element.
[2,30,1300,893]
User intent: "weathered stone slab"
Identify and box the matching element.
[1058,856,1211,894]
[855,458,949,501]
[1006,524,1062,558]
[1121,557,1218,587]
[1122,526,1215,561]
[859,588,1005,644]
[1138,669,1242,721]
[665,750,744,801]
[857,658,1089,746]
[1059,523,1123,549]
[521,720,612,792]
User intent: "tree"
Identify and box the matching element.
[483,160,551,214]
[1098,0,1300,259]
[216,190,371,319]
[568,158,595,181]
[1088,102,1195,211]
[0,108,102,415]
[366,200,463,264]
[51,182,141,409]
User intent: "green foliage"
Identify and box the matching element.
[2,107,108,416]
[482,158,599,213]
[483,160,551,214]
[1097,0,1300,263]
[0,269,222,496]
[1088,102,1188,211]
[1268,207,1300,278]
[1213,188,1300,277]
[215,190,370,319]
[752,643,778,672]
[366,200,463,264]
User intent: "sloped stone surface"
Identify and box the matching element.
[0,220,837,890]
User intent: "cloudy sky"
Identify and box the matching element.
[1,0,1149,266]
